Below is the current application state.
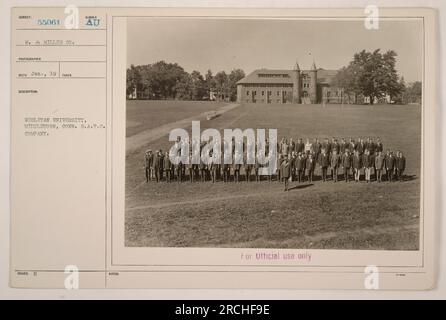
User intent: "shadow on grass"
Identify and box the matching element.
[288,183,314,191]
[401,175,417,182]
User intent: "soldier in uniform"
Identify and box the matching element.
[288,138,296,154]
[279,138,288,156]
[164,150,173,182]
[280,154,291,191]
[319,149,329,182]
[341,149,352,182]
[331,138,340,155]
[244,160,253,182]
[186,150,193,182]
[295,152,305,183]
[384,150,396,182]
[187,162,195,182]
[375,151,385,183]
[348,138,356,153]
[304,138,312,155]
[296,138,305,154]
[340,138,347,154]
[233,150,242,182]
[158,150,165,181]
[375,138,384,153]
[254,157,261,182]
[210,160,219,183]
[396,151,406,182]
[176,161,184,183]
[222,162,230,182]
[290,151,297,181]
[312,138,321,162]
[362,149,372,183]
[330,150,340,182]
[144,149,153,183]
[306,153,316,183]
[353,150,362,182]
[367,138,376,181]
[276,154,282,182]
[356,138,365,155]
[153,150,160,182]
[325,138,332,158]
[199,160,207,182]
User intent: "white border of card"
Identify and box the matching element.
[10,7,438,289]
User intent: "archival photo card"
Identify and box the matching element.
[10,7,438,289]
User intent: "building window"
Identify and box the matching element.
[258,73,290,78]
[246,91,249,95]
[262,91,264,96]
[254,91,257,96]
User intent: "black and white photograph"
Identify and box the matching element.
[125,17,422,251]
[5,4,443,293]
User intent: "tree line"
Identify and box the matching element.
[126,61,245,101]
[331,49,421,104]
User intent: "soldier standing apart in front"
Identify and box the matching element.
[280,154,291,191]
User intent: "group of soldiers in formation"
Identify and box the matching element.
[143,136,407,191]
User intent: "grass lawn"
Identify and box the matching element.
[125,101,421,250]
[126,100,227,137]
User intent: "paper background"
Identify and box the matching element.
[1,0,445,298]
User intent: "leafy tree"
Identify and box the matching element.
[126,61,245,102]
[175,73,193,100]
[205,69,215,99]
[333,49,403,104]
[190,70,207,100]
[394,76,407,104]
[148,61,188,99]
[330,65,360,103]
[214,71,229,101]
[380,50,402,102]
[228,69,246,101]
[126,64,141,97]
[404,81,422,103]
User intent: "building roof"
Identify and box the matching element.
[311,61,317,70]
[236,68,338,85]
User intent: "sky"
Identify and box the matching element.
[127,18,423,83]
